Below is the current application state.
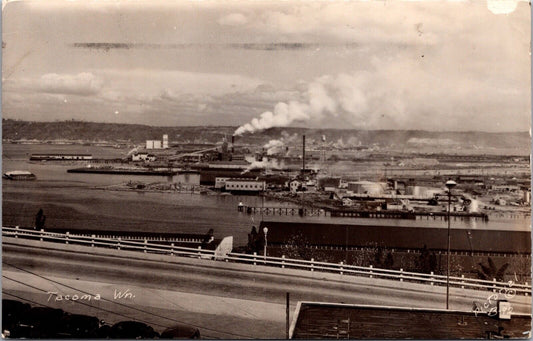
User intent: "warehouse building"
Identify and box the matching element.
[225,179,266,193]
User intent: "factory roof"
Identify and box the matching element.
[226,178,263,182]
[290,302,532,339]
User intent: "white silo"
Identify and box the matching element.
[163,134,169,149]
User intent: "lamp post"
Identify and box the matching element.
[445,179,457,310]
[263,227,269,261]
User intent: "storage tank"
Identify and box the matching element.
[146,140,154,149]
[153,140,162,149]
[163,134,169,149]
[347,181,384,195]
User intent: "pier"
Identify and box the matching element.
[330,209,488,221]
[330,209,416,219]
[239,204,489,221]
[67,167,178,176]
[238,205,328,217]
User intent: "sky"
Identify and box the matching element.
[1,0,531,132]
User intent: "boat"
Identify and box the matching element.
[3,170,37,180]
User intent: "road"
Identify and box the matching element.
[3,239,531,339]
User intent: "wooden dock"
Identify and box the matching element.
[330,209,416,219]
[330,209,488,221]
[238,205,328,217]
[239,205,489,221]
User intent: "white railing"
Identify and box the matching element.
[3,226,531,295]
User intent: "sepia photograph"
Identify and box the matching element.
[1,0,531,338]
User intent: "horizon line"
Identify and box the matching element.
[2,118,530,135]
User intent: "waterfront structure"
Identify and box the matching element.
[256,221,530,255]
[317,177,341,191]
[347,181,385,195]
[289,179,302,193]
[177,153,204,163]
[131,153,156,162]
[30,153,92,161]
[41,227,219,249]
[225,179,266,193]
[195,162,258,185]
[3,170,36,180]
[215,177,230,189]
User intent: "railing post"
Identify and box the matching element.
[15,226,19,238]
[369,265,373,278]
[493,278,496,292]
[117,237,121,250]
[66,231,69,244]
[144,239,147,253]
[197,246,201,259]
[40,229,44,242]
[340,261,344,275]
[461,275,465,289]
[525,282,529,296]
[171,243,174,256]
[282,255,285,268]
[311,258,314,272]
[400,268,403,282]
[253,252,257,266]
[91,234,95,247]
[430,271,434,286]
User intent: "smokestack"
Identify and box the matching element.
[231,135,235,153]
[302,135,306,173]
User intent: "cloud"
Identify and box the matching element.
[217,13,248,26]
[40,72,103,96]
[2,1,529,131]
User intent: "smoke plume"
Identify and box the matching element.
[263,132,299,155]
[234,73,369,135]
[242,159,285,173]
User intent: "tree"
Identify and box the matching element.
[35,209,46,229]
[384,252,394,269]
[418,244,431,273]
[476,257,509,281]
[429,252,437,273]
[373,247,384,267]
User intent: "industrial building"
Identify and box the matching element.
[224,179,266,193]
[290,302,531,339]
[257,221,531,255]
[131,153,156,162]
[346,181,386,196]
[214,177,230,189]
[146,134,169,149]
[146,140,162,149]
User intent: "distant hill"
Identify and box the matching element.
[2,119,530,153]
[2,119,235,144]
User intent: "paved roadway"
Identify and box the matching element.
[2,240,531,339]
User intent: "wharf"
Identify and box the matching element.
[239,205,489,221]
[67,167,177,176]
[330,209,416,219]
[238,205,328,217]
[331,209,489,221]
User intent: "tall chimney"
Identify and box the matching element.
[231,135,235,153]
[302,134,306,173]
